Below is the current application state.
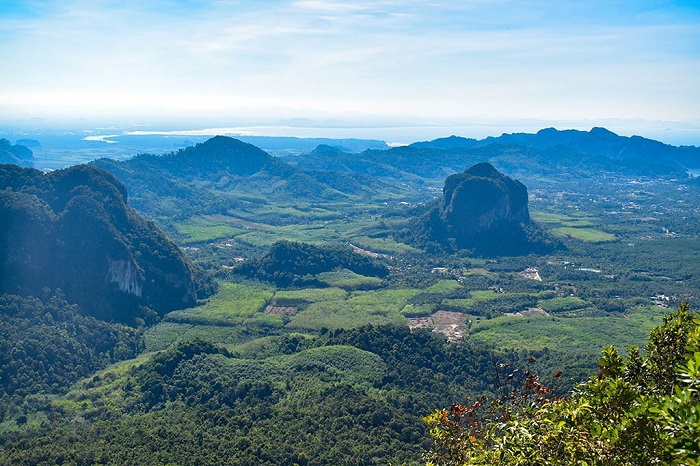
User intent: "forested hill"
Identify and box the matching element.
[135,135,284,177]
[404,163,558,256]
[234,240,389,287]
[92,136,394,221]
[0,163,211,324]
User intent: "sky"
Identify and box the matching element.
[1,0,699,144]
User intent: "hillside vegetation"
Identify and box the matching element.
[0,163,213,324]
[1,128,699,465]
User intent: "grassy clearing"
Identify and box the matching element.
[538,296,589,313]
[144,322,257,351]
[165,282,277,326]
[273,287,348,304]
[207,214,273,230]
[561,218,596,228]
[551,227,617,243]
[530,210,572,224]
[235,203,343,223]
[348,235,422,255]
[317,270,383,289]
[460,268,494,277]
[424,279,463,294]
[400,303,434,317]
[274,223,343,243]
[531,210,597,225]
[288,288,421,330]
[468,307,662,355]
[442,290,500,309]
[530,209,615,243]
[234,224,339,247]
[175,222,247,244]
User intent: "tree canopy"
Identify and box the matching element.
[424,303,700,465]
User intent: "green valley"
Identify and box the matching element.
[1,129,699,465]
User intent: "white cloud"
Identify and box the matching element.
[0,0,698,137]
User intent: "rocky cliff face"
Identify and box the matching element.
[107,259,143,297]
[412,163,552,256]
[440,162,529,240]
[0,163,203,324]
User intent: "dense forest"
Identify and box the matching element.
[0,293,143,421]
[233,240,389,287]
[0,326,513,465]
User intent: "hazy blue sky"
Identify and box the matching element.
[1,1,699,142]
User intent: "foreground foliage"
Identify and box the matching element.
[424,304,700,465]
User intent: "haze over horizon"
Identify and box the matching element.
[1,1,699,145]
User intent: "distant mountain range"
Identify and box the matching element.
[92,136,397,221]
[83,128,700,245]
[411,127,700,169]
[289,127,700,180]
[0,139,33,167]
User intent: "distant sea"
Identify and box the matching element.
[119,124,520,146]
[116,121,700,147]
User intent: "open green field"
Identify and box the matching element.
[317,270,384,289]
[288,288,421,330]
[551,227,617,242]
[170,213,421,265]
[167,282,275,326]
[423,279,464,294]
[144,322,259,351]
[145,282,283,351]
[442,290,517,308]
[531,209,599,226]
[468,306,663,354]
[348,235,422,255]
[175,222,247,244]
[273,287,348,304]
[530,209,617,243]
[537,296,589,313]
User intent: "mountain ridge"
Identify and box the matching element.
[92,135,396,222]
[411,127,700,169]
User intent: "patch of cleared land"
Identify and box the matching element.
[408,310,467,342]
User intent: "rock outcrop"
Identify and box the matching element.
[0,163,204,324]
[439,162,529,239]
[107,259,143,297]
[412,163,554,256]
